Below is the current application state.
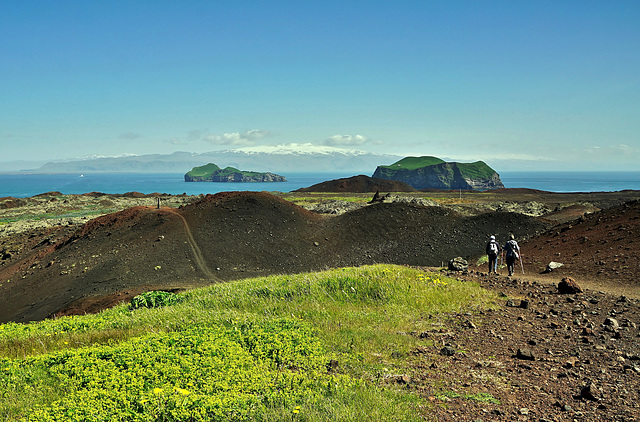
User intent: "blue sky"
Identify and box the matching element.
[1,1,639,171]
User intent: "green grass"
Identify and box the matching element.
[185,163,221,177]
[0,264,498,421]
[381,156,446,170]
[456,161,496,180]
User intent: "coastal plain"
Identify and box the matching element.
[1,187,640,420]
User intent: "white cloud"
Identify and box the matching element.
[203,130,269,146]
[324,134,369,147]
[585,143,635,155]
[613,144,632,151]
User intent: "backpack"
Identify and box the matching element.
[488,241,499,256]
[506,239,519,259]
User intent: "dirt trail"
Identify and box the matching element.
[163,208,219,281]
[471,269,640,300]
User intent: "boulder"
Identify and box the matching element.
[440,346,456,356]
[580,381,601,401]
[603,317,619,332]
[558,277,582,294]
[448,257,468,272]
[543,261,564,273]
[516,348,536,361]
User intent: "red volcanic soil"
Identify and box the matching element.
[518,199,640,294]
[465,199,640,294]
[294,174,417,193]
[0,191,549,323]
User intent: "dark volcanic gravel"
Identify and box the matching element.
[411,270,640,421]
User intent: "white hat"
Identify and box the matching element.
[490,235,495,240]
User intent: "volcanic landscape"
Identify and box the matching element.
[1,185,639,420]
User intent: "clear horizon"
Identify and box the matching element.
[1,2,639,171]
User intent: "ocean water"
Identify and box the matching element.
[1,171,639,198]
[0,172,355,198]
[500,171,640,193]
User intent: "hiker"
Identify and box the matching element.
[503,234,521,276]
[486,235,500,274]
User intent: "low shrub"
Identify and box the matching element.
[130,291,180,310]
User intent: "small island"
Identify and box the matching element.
[184,163,287,183]
[372,156,504,190]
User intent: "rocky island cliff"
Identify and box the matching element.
[372,156,504,190]
[184,163,287,182]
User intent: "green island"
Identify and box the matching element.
[372,156,504,190]
[185,163,287,183]
[0,264,497,421]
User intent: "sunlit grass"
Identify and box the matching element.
[0,264,498,421]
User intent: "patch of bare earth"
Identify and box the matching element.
[409,271,639,421]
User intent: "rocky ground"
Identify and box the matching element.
[1,188,639,420]
[410,270,639,421]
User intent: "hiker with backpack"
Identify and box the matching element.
[485,235,500,274]
[503,234,521,276]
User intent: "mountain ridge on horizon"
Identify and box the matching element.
[6,144,403,174]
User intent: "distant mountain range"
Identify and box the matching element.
[12,144,401,174]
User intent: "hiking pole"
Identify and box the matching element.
[519,253,525,275]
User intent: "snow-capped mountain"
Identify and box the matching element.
[31,144,401,174]
[231,143,371,156]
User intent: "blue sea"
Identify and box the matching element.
[1,171,640,198]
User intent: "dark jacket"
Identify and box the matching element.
[504,239,520,258]
[486,240,500,256]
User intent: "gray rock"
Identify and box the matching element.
[448,257,468,272]
[543,261,564,273]
[604,317,619,329]
[441,346,456,356]
[580,381,600,401]
[516,348,536,361]
[463,319,477,329]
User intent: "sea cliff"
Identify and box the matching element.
[372,156,504,190]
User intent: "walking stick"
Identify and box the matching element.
[519,253,525,275]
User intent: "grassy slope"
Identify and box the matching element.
[0,265,498,422]
[380,156,446,171]
[185,163,221,178]
[214,166,263,177]
[455,161,496,179]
